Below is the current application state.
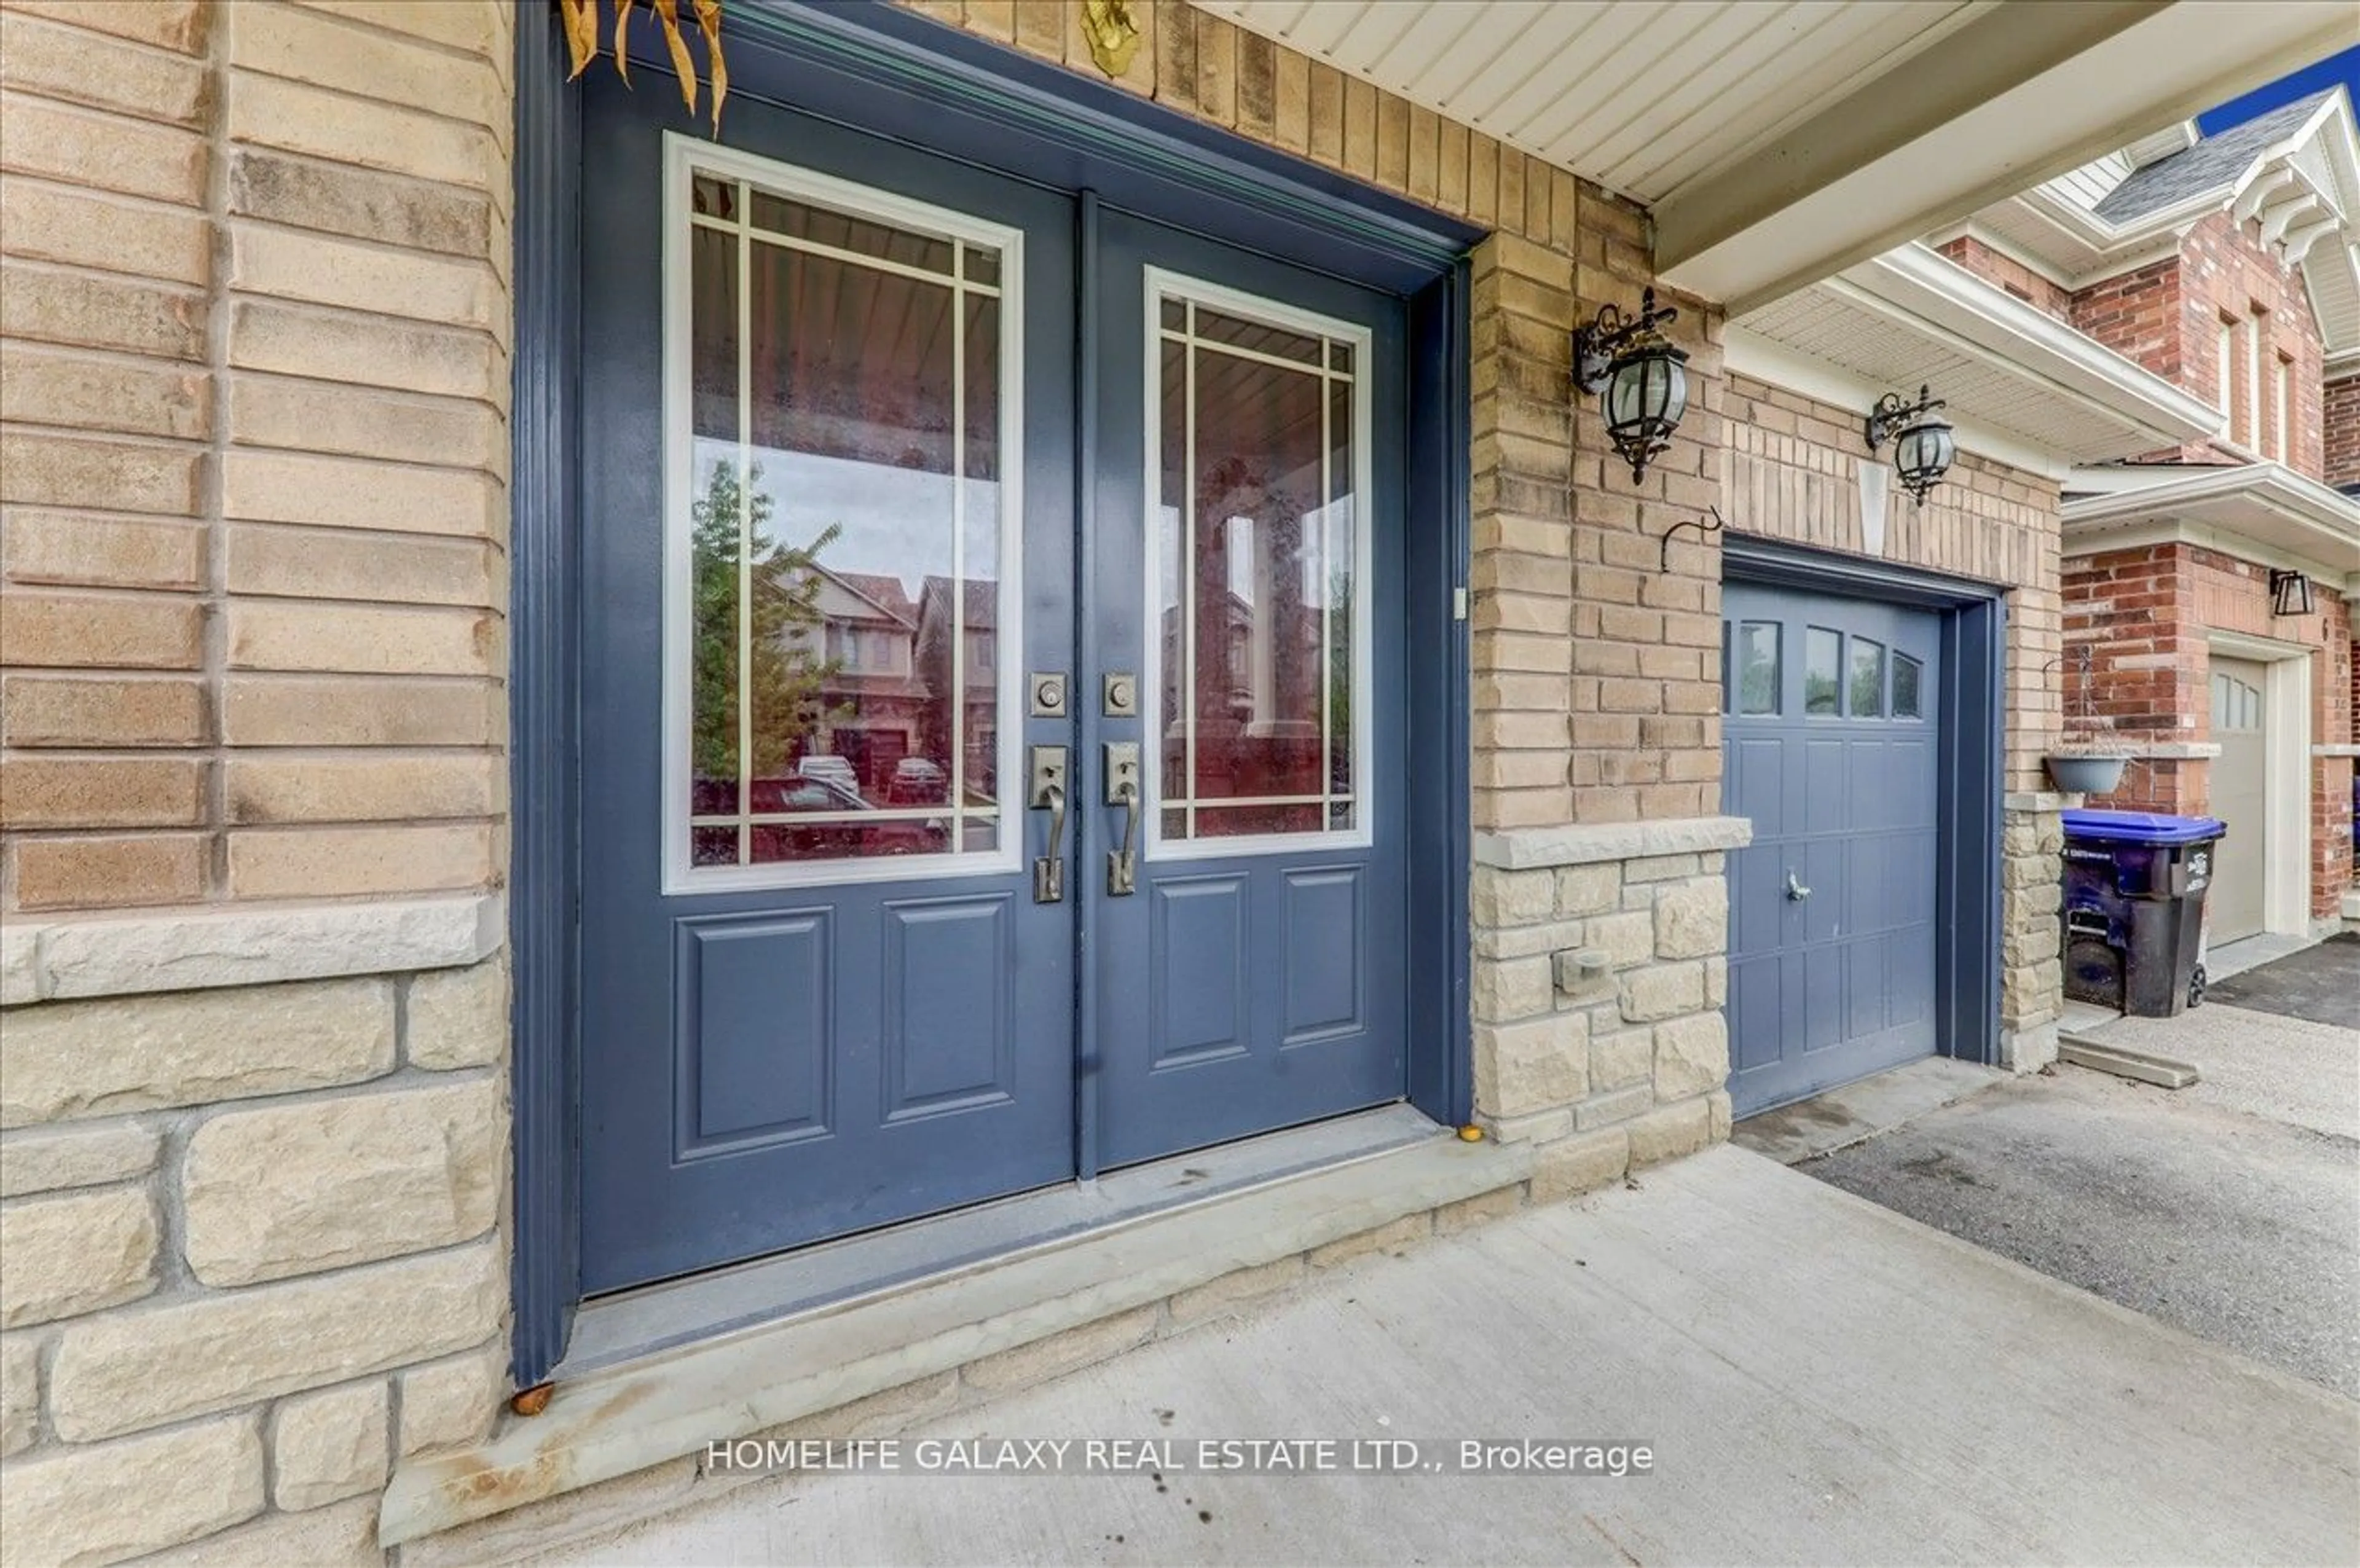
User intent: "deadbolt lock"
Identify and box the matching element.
[1103,672,1138,718]
[1029,673,1068,718]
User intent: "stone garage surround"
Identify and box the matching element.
[1469,816,1753,1163]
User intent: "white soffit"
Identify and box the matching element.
[1734,244,2225,465]
[1200,0,1989,208]
[1205,1,2355,312]
[2061,463,2360,580]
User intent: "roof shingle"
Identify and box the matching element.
[2094,90,2337,224]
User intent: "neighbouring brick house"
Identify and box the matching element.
[1935,88,2360,938]
[0,1,2342,1562]
[2327,366,2360,490]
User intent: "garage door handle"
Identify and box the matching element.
[1785,870,1812,902]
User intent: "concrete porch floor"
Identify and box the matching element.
[529,1146,2359,1567]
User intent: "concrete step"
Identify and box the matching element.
[380,1124,1534,1551]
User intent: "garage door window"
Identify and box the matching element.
[1803,627,1841,715]
[1849,638,1885,717]
[1730,621,1780,714]
[1892,653,1922,719]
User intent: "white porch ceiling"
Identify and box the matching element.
[1200,0,1989,208]
[1203,1,2358,313]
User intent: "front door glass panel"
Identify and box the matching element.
[1148,275,1368,851]
[675,159,1018,885]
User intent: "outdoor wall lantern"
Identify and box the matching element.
[2269,568,2315,617]
[1863,384,1955,504]
[1574,287,1688,482]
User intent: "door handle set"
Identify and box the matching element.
[1027,732,1143,903]
[1785,869,1812,902]
[1029,745,1068,904]
[1104,742,1140,896]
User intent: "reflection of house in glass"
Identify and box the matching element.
[914,576,999,810]
[778,568,997,813]
[1157,498,1334,836]
[784,570,924,796]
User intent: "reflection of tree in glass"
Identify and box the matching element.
[1326,565,1353,793]
[691,461,846,786]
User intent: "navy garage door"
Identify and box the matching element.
[1721,582,1943,1116]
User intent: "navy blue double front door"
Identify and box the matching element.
[577,82,1407,1293]
[1722,582,1944,1116]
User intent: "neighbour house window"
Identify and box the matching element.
[2217,318,2235,421]
[2275,353,2292,463]
[2246,310,2264,451]
[2210,670,2262,732]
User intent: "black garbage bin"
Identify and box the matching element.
[2060,809,2227,1017]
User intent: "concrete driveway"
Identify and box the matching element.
[1798,989,2360,1402]
[533,1147,2358,1567]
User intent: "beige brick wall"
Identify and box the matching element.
[0,5,517,1564]
[0,1,2088,1556]
[0,0,512,915]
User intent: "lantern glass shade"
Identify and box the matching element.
[2270,570,2315,617]
[1602,343,1688,453]
[1894,414,1954,499]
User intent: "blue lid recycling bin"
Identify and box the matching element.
[2060,809,2227,1017]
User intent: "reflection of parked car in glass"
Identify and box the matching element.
[746,773,946,859]
[795,755,859,792]
[887,757,948,806]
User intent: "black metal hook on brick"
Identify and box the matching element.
[1659,504,1726,571]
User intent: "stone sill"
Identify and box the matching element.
[0,895,503,1006]
[1474,815,1753,870]
[2313,745,2360,759]
[379,1127,1533,1547]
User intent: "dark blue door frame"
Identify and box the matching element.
[1720,535,2005,1078]
[509,0,1477,1386]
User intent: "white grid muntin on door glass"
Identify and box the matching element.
[659,133,1026,895]
[1141,267,1374,862]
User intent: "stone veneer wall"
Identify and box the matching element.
[0,1,516,1562]
[2063,540,2357,921]
[1718,372,2070,1069]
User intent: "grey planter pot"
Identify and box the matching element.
[2045,755,2128,794]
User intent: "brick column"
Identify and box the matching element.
[0,3,515,1561]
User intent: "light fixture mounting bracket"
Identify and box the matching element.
[1574,287,1680,394]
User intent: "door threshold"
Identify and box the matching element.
[382,1108,1527,1548]
[561,1104,1440,1378]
